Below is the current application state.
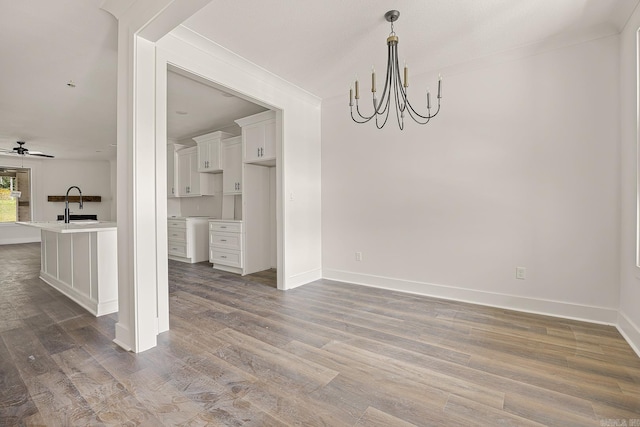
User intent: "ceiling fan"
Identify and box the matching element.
[0,141,54,158]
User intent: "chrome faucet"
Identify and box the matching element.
[64,186,83,223]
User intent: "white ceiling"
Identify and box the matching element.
[167,68,267,143]
[0,0,638,161]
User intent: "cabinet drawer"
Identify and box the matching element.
[168,227,187,242]
[168,241,187,257]
[168,219,186,229]
[209,221,242,233]
[210,231,242,250]
[211,248,242,268]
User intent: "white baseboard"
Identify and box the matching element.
[617,311,640,358]
[323,269,619,325]
[40,272,118,317]
[285,268,322,290]
[0,237,41,245]
[114,322,133,352]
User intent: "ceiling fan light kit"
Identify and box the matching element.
[350,10,443,130]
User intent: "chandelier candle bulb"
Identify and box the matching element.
[355,78,360,99]
[349,87,353,106]
[404,62,408,88]
[372,67,376,92]
[438,75,442,98]
[427,91,431,109]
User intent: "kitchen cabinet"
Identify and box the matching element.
[18,221,118,316]
[209,220,243,273]
[222,136,242,195]
[168,217,209,263]
[176,147,217,197]
[235,110,276,166]
[193,131,233,173]
[167,142,183,197]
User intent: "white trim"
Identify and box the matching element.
[323,269,619,325]
[39,271,118,317]
[0,236,40,245]
[285,268,323,290]
[113,322,132,352]
[618,310,640,358]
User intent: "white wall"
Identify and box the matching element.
[39,160,114,221]
[322,34,621,324]
[619,8,640,354]
[0,157,113,244]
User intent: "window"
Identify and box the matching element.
[0,167,31,223]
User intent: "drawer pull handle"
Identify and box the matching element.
[221,255,227,258]
[220,239,227,242]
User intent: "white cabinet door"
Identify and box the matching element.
[194,131,232,173]
[196,142,210,172]
[177,149,192,196]
[236,111,276,166]
[223,138,242,194]
[167,144,182,197]
[197,140,223,172]
[243,124,264,164]
[188,150,201,195]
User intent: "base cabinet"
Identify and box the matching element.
[40,229,118,316]
[169,217,209,263]
[209,220,244,274]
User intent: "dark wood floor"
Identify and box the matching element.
[1,243,640,426]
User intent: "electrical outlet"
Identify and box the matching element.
[516,267,526,280]
[355,252,363,262]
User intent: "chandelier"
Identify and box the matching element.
[349,10,442,130]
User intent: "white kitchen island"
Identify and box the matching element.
[17,221,118,316]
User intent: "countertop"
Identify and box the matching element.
[168,216,242,222]
[17,221,117,234]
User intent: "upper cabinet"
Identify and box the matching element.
[176,147,218,197]
[236,111,276,166]
[222,136,242,195]
[193,131,233,173]
[167,142,183,197]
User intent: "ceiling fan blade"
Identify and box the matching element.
[29,153,55,158]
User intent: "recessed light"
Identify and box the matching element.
[176,110,188,115]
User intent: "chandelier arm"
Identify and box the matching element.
[392,72,405,130]
[373,43,394,114]
[351,107,375,124]
[375,94,392,129]
[404,96,441,120]
[355,101,378,121]
[403,95,443,124]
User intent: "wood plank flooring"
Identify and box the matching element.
[1,242,640,426]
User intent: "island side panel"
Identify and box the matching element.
[72,233,92,297]
[42,230,58,278]
[37,228,118,317]
[58,234,73,286]
[95,230,118,316]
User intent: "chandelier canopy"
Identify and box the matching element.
[349,10,442,130]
